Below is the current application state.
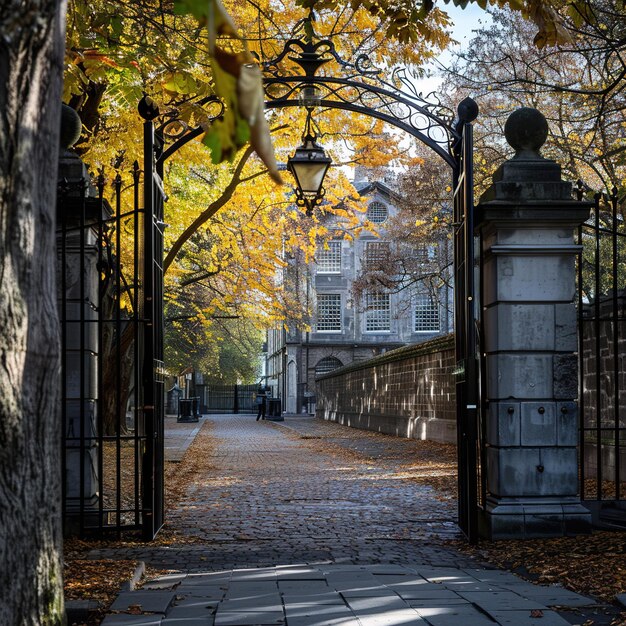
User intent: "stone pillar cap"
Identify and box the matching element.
[60,104,82,152]
[479,107,576,203]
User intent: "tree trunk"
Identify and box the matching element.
[0,2,67,624]
[101,317,135,436]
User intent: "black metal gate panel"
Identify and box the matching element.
[200,384,258,413]
[452,119,484,543]
[142,120,166,540]
[577,186,626,528]
[58,156,164,539]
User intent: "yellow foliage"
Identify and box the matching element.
[62,0,465,349]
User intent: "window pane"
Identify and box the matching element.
[367,202,388,223]
[365,292,390,331]
[317,241,342,273]
[415,294,440,332]
[316,294,342,332]
[365,241,390,269]
[416,244,436,261]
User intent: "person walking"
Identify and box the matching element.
[255,386,267,421]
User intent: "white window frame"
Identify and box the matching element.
[364,292,391,332]
[316,241,342,274]
[316,294,342,333]
[414,293,440,333]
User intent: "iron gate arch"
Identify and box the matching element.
[61,15,482,541]
[264,27,483,543]
[140,17,482,542]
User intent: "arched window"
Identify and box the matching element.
[315,356,343,377]
[366,201,388,223]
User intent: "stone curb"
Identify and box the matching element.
[65,599,101,624]
[120,560,146,592]
[65,561,146,623]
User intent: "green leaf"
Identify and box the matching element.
[203,129,223,164]
[174,0,208,20]
[235,116,250,146]
[110,16,123,40]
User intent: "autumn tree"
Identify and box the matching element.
[63,0,577,358]
[441,3,626,192]
[166,313,265,383]
[297,0,575,48]
[61,0,455,389]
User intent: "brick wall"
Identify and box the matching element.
[580,296,626,430]
[315,335,457,443]
[580,295,626,483]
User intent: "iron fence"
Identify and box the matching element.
[577,185,626,528]
[58,161,164,538]
[197,384,258,413]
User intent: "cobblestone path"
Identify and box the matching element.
[97,415,611,626]
[91,414,473,571]
[171,414,466,568]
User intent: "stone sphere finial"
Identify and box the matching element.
[60,104,82,149]
[504,107,549,158]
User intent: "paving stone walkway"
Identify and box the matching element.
[99,414,608,625]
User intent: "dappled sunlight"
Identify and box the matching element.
[195,476,240,487]
[88,415,616,623]
[133,562,566,626]
[147,560,496,623]
[373,467,456,481]
[424,575,463,583]
[416,606,471,617]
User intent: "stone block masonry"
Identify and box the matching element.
[476,107,592,539]
[580,293,626,484]
[315,335,457,444]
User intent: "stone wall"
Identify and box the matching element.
[315,335,456,443]
[314,297,626,474]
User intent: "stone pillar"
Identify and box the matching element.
[477,108,592,539]
[57,105,102,525]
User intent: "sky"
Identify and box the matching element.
[418,2,492,93]
[446,2,490,44]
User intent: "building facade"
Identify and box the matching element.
[265,175,453,414]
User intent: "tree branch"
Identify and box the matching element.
[163,144,256,273]
[164,123,288,274]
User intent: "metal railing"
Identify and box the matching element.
[577,184,626,528]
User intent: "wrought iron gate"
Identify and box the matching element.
[142,117,167,540]
[59,152,165,539]
[58,13,486,541]
[452,112,484,544]
[577,185,626,528]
